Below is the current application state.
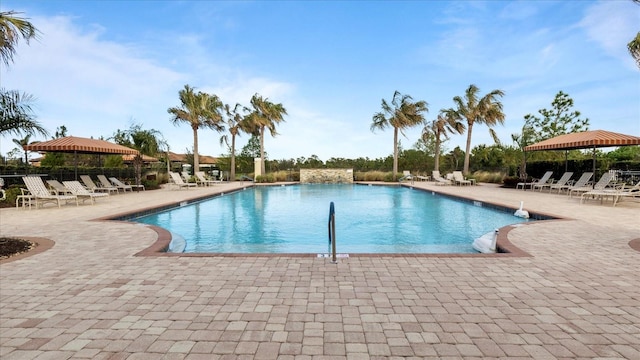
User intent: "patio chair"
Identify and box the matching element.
[80,175,119,195]
[169,171,197,190]
[570,172,614,198]
[580,180,640,206]
[15,188,34,209]
[195,171,218,186]
[22,176,78,208]
[517,171,553,190]
[46,179,74,195]
[432,170,452,186]
[536,171,573,192]
[452,171,472,186]
[399,170,413,183]
[110,177,144,192]
[560,172,593,194]
[97,174,128,193]
[611,180,640,206]
[63,180,110,205]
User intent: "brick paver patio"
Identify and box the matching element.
[1,181,639,359]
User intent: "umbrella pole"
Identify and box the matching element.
[74,151,78,181]
[565,150,568,173]
[592,147,596,188]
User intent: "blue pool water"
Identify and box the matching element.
[132,184,531,254]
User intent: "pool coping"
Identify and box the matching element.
[97,183,568,258]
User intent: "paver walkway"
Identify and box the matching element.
[1,181,639,359]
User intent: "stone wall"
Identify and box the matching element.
[300,169,354,184]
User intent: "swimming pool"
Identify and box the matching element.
[131,184,531,254]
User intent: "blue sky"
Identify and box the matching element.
[1,0,639,161]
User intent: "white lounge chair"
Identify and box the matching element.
[560,172,593,195]
[452,171,472,186]
[46,179,74,195]
[195,171,218,186]
[97,174,128,193]
[517,171,553,190]
[169,171,197,189]
[399,170,413,183]
[432,170,452,186]
[536,171,573,192]
[581,180,640,206]
[110,177,143,192]
[22,176,78,208]
[611,181,640,206]
[570,172,614,199]
[63,180,110,205]
[80,175,118,195]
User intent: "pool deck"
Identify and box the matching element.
[1,181,639,359]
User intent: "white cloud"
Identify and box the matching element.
[579,0,639,69]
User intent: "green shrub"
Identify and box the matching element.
[142,179,160,190]
[356,171,391,181]
[471,171,507,184]
[255,174,276,183]
[502,176,521,188]
[1,186,24,207]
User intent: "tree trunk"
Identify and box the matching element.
[463,122,473,174]
[260,126,266,176]
[393,127,399,180]
[434,137,441,172]
[230,133,236,181]
[192,127,199,174]
[134,154,143,186]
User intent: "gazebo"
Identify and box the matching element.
[24,136,139,179]
[524,130,640,177]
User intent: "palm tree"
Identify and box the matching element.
[0,12,46,140]
[423,109,465,173]
[371,91,428,180]
[246,94,287,176]
[112,123,163,186]
[449,84,505,174]
[0,89,48,138]
[12,134,31,166]
[628,31,640,69]
[0,11,38,67]
[168,85,224,173]
[220,103,251,181]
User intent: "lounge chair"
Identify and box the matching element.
[560,172,593,194]
[110,177,144,192]
[399,170,414,183]
[517,171,553,190]
[611,181,640,206]
[80,175,119,195]
[46,179,74,195]
[452,171,472,186]
[97,174,128,193]
[169,171,197,189]
[22,176,78,208]
[63,180,110,205]
[195,171,218,186]
[432,170,452,186]
[16,188,34,209]
[570,172,614,199]
[536,171,573,192]
[581,180,640,206]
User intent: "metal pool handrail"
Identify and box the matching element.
[328,202,337,263]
